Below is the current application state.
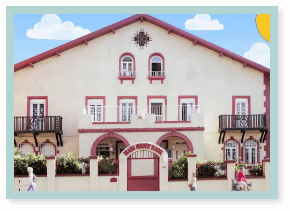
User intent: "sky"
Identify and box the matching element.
[14,14,270,68]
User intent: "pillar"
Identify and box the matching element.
[46,156,56,191]
[89,156,99,191]
[118,154,127,191]
[263,158,270,191]
[225,160,236,191]
[187,154,197,186]
[159,151,168,191]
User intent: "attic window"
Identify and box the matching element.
[132,29,152,49]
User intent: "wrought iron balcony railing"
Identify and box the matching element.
[219,114,268,131]
[14,116,63,133]
[149,71,165,77]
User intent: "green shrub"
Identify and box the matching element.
[249,164,263,176]
[57,152,82,174]
[236,163,247,174]
[196,156,202,165]
[99,160,117,174]
[15,153,47,175]
[197,164,217,177]
[14,146,21,158]
[169,152,191,179]
[78,156,89,164]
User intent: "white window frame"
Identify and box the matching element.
[244,140,257,165]
[119,99,135,122]
[149,99,165,121]
[19,143,34,157]
[40,143,56,157]
[180,98,196,121]
[30,99,46,117]
[225,141,238,162]
[235,98,249,115]
[88,99,103,122]
[150,56,163,76]
[121,56,133,76]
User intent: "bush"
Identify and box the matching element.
[99,160,117,174]
[197,165,217,177]
[169,152,191,179]
[57,152,82,174]
[196,156,202,165]
[14,146,21,158]
[236,163,247,173]
[249,164,263,176]
[15,153,47,175]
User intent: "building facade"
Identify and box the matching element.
[14,14,270,166]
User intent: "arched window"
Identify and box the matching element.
[40,142,56,157]
[150,56,163,76]
[225,140,238,161]
[244,139,257,165]
[19,142,34,156]
[121,56,134,76]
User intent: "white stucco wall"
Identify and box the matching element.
[55,176,90,191]
[14,20,266,161]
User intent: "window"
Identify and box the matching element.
[88,99,103,122]
[19,142,34,156]
[121,56,134,76]
[148,96,167,121]
[29,98,47,130]
[234,97,250,128]
[40,142,56,157]
[97,147,110,159]
[225,140,238,161]
[119,99,135,122]
[180,99,196,121]
[150,56,163,76]
[244,140,257,165]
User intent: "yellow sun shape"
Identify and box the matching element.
[256,14,270,42]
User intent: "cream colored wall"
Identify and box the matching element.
[14,21,265,161]
[98,176,119,191]
[55,176,90,191]
[14,177,47,191]
[197,180,228,191]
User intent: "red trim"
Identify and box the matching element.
[27,96,48,117]
[39,139,57,156]
[263,73,270,159]
[156,131,194,154]
[148,53,165,84]
[18,140,36,154]
[243,137,260,163]
[110,178,118,182]
[98,174,119,177]
[55,174,89,177]
[93,122,131,125]
[117,96,138,122]
[89,156,98,159]
[15,175,47,177]
[223,137,241,162]
[79,127,204,133]
[168,179,188,182]
[147,95,167,121]
[197,177,228,181]
[246,175,265,179]
[187,154,197,157]
[85,96,106,122]
[118,52,136,84]
[232,96,251,115]
[90,133,130,156]
[46,156,56,160]
[155,121,191,124]
[178,95,198,121]
[262,158,270,162]
[225,160,235,163]
[14,15,270,75]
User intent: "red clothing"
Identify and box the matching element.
[237,171,247,183]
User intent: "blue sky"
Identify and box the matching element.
[14,14,270,67]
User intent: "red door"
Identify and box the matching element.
[127,150,159,191]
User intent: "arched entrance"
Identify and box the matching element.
[156,132,193,161]
[120,143,167,191]
[90,133,130,159]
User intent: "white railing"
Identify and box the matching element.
[149,71,165,76]
[119,71,136,76]
[83,105,201,123]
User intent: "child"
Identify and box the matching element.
[188,173,197,191]
[27,167,37,191]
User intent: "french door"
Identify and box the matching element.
[180,99,195,121]
[121,57,133,76]
[235,98,249,128]
[120,100,135,122]
[30,99,46,130]
[88,99,103,122]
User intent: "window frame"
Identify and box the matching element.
[39,139,57,157]
[232,96,251,115]
[85,96,106,122]
[18,140,36,156]
[148,53,165,84]
[27,96,48,117]
[150,56,163,75]
[118,52,136,84]
[117,96,138,122]
[121,55,134,76]
[178,96,198,121]
[244,138,259,165]
[147,96,167,121]
[224,139,239,162]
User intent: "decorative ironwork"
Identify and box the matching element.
[132,29,152,49]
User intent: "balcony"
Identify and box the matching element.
[218,114,268,144]
[14,116,63,146]
[118,71,136,84]
[79,105,204,131]
[148,71,166,84]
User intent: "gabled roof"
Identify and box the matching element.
[14,14,270,75]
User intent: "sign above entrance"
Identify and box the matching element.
[122,143,164,156]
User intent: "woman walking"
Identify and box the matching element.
[188,173,197,191]
[27,167,37,191]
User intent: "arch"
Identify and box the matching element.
[121,142,166,158]
[91,133,130,156]
[39,139,57,157]
[243,136,260,163]
[18,140,36,156]
[119,52,136,72]
[148,52,165,72]
[223,137,241,162]
[156,132,193,153]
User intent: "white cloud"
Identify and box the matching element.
[243,42,270,68]
[26,14,91,40]
[185,14,224,30]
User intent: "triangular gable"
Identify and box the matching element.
[14,14,270,75]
